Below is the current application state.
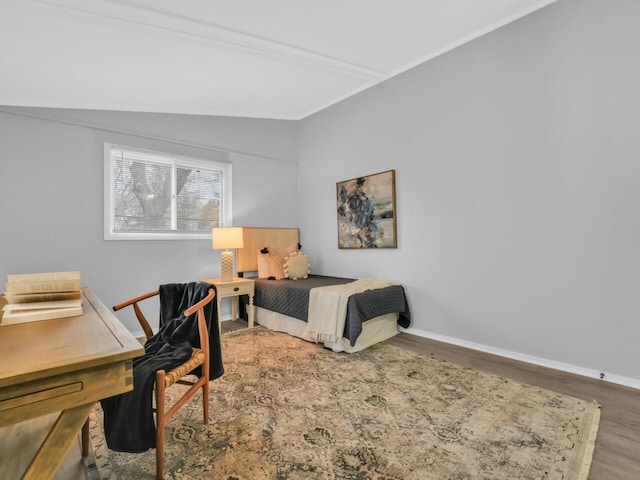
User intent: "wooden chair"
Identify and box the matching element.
[83,287,216,480]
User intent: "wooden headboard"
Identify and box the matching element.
[236,227,300,275]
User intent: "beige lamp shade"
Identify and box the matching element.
[212,227,244,282]
[212,227,244,250]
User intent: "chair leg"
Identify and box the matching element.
[203,379,209,425]
[155,371,166,480]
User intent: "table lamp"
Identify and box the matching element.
[212,227,244,282]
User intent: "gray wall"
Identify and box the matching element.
[297,0,640,384]
[0,108,298,333]
[1,0,638,386]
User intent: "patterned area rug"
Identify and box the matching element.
[89,327,600,479]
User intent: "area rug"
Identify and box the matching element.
[88,327,600,479]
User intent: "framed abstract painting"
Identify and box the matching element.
[336,169,397,249]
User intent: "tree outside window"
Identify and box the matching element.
[105,145,230,240]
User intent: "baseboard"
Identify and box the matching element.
[131,329,145,341]
[400,326,640,391]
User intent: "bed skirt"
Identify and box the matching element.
[255,306,398,353]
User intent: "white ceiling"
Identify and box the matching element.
[1,0,557,120]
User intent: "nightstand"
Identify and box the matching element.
[201,277,255,331]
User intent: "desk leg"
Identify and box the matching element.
[248,293,254,328]
[22,403,93,480]
[81,419,90,457]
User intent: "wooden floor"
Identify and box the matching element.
[224,319,640,480]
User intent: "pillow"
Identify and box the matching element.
[256,249,275,279]
[284,251,311,280]
[257,244,299,279]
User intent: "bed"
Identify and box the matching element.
[235,227,410,352]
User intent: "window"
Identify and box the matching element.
[104,144,231,240]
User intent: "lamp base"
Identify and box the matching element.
[220,250,234,282]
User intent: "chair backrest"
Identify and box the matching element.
[182,288,215,378]
[113,285,215,345]
[113,289,159,340]
[113,283,221,380]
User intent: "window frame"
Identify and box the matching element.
[104,143,232,240]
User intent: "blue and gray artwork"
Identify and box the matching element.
[336,170,396,248]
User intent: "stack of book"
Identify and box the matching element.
[1,271,83,325]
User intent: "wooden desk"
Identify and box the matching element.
[201,277,255,331]
[0,288,144,480]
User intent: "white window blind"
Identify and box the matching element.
[105,145,231,240]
